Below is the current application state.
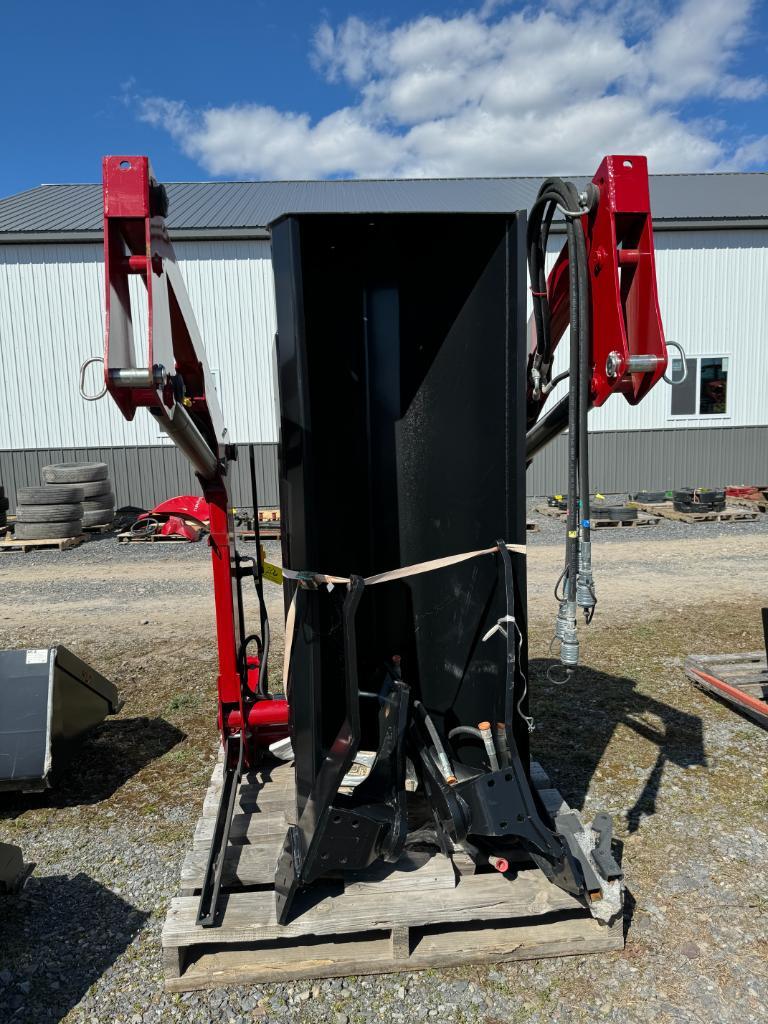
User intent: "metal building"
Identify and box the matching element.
[0,173,766,509]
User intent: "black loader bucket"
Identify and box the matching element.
[0,647,119,792]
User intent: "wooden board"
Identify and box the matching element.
[635,501,758,523]
[167,912,622,991]
[685,651,768,727]
[0,534,83,553]
[236,528,281,541]
[163,755,623,989]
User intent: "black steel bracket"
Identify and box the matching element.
[196,733,244,927]
[590,811,623,881]
[275,577,410,924]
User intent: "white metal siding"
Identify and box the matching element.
[0,240,278,449]
[1,229,767,452]
[541,229,768,431]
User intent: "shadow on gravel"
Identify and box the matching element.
[530,658,706,833]
[0,717,185,818]
[0,871,148,1024]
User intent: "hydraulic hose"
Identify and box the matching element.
[566,207,580,598]
[528,175,596,661]
[575,208,591,547]
[448,725,484,742]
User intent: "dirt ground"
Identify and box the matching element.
[0,526,766,1023]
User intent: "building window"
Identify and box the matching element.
[670,355,729,418]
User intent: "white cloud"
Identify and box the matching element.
[138,1,767,178]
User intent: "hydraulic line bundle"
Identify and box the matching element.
[96,153,669,928]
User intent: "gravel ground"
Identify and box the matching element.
[1,518,767,1024]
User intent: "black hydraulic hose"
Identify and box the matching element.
[565,209,580,595]
[238,553,271,697]
[528,177,597,607]
[527,180,581,366]
[526,395,569,460]
[574,206,591,546]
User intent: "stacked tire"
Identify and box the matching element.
[0,485,8,532]
[41,462,115,530]
[592,505,638,522]
[629,490,668,504]
[15,486,84,540]
[672,487,726,513]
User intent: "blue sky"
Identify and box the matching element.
[2,0,767,196]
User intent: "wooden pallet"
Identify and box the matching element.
[685,651,768,728]
[0,534,83,553]
[117,530,199,544]
[162,756,623,991]
[534,505,659,528]
[236,527,281,541]
[634,501,758,523]
[729,497,768,514]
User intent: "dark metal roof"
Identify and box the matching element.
[1,173,766,239]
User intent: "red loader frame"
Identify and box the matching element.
[102,155,288,770]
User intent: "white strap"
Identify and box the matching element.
[281,541,526,693]
[481,614,516,642]
[282,542,525,589]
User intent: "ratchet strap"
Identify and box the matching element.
[281,541,526,690]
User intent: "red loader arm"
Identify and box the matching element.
[101,155,288,769]
[527,155,667,426]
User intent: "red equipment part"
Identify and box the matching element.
[146,494,211,523]
[528,155,667,417]
[102,156,288,764]
[687,667,768,728]
[133,515,202,542]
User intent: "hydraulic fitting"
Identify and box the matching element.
[576,540,597,620]
[555,599,579,667]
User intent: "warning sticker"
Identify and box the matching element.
[262,561,283,586]
[25,649,49,665]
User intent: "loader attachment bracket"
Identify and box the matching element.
[275,577,410,924]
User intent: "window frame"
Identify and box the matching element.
[668,352,731,422]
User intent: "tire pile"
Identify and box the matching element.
[672,487,726,513]
[14,462,115,541]
[0,485,8,532]
[629,490,669,504]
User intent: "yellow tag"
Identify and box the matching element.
[554,494,563,501]
[595,492,605,501]
[262,561,283,586]
[568,530,578,538]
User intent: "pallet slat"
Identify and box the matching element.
[165,868,583,946]
[168,913,622,992]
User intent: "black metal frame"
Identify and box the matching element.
[270,210,621,922]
